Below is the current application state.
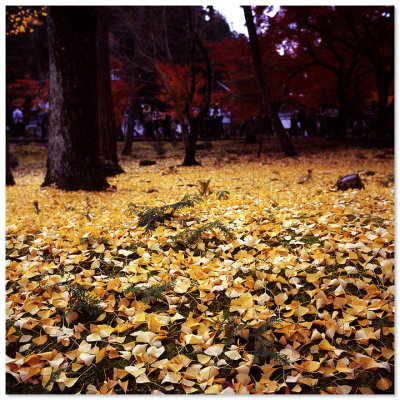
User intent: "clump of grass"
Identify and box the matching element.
[125,279,175,304]
[66,284,103,322]
[216,190,230,200]
[80,235,109,246]
[215,310,245,346]
[250,319,290,365]
[172,220,233,247]
[80,196,94,221]
[197,179,212,197]
[127,194,202,233]
[213,312,289,365]
[33,200,40,214]
[151,140,166,158]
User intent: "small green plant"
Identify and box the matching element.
[43,366,68,393]
[214,313,289,365]
[216,190,230,200]
[215,310,246,346]
[80,235,109,246]
[151,140,166,158]
[123,241,147,256]
[127,194,202,233]
[80,196,93,221]
[125,279,175,304]
[33,200,40,214]
[172,220,232,247]
[197,179,212,197]
[250,317,289,365]
[66,284,103,320]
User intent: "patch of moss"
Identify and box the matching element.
[163,341,179,359]
[6,373,44,394]
[207,293,232,315]
[301,235,322,246]
[364,216,387,227]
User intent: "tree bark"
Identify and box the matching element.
[182,7,212,166]
[183,116,201,166]
[243,6,297,157]
[120,6,146,156]
[338,7,393,140]
[6,97,15,186]
[6,137,15,186]
[376,68,390,139]
[42,6,109,190]
[121,94,136,156]
[97,6,124,175]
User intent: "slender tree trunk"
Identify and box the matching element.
[182,7,212,166]
[121,95,136,156]
[6,97,15,185]
[42,6,109,190]
[6,137,15,186]
[97,6,124,175]
[183,117,201,166]
[376,70,390,139]
[243,6,297,157]
[121,6,145,156]
[336,77,348,140]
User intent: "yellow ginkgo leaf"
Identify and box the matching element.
[32,335,47,345]
[125,366,147,378]
[204,344,224,357]
[319,339,335,351]
[300,360,320,372]
[376,378,392,391]
[306,272,321,283]
[94,244,105,253]
[336,359,352,374]
[299,377,318,386]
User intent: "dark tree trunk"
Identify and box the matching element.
[6,97,15,186]
[243,6,297,157]
[182,141,199,166]
[182,7,212,166]
[338,7,393,140]
[42,6,109,191]
[6,137,15,186]
[121,95,136,156]
[121,6,145,157]
[182,117,201,166]
[121,132,133,156]
[376,70,390,139]
[121,130,134,156]
[97,6,124,176]
[336,77,348,140]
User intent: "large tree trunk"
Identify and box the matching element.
[97,6,124,175]
[6,137,15,186]
[243,6,297,157]
[42,6,109,191]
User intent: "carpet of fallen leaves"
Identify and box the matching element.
[6,139,394,394]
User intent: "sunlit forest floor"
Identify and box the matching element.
[6,138,394,394]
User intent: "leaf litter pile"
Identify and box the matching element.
[6,141,394,394]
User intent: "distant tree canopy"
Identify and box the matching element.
[6,6,48,113]
[6,5,394,140]
[258,6,394,137]
[108,6,232,112]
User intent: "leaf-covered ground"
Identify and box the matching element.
[6,139,394,394]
